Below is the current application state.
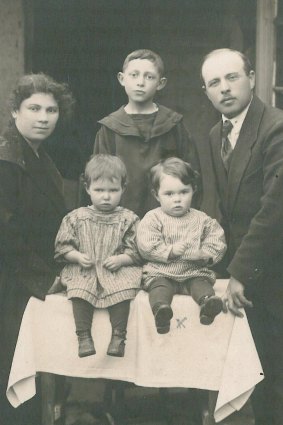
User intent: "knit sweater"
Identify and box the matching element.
[137,207,226,287]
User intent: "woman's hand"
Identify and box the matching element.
[48,276,65,294]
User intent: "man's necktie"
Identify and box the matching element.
[221,119,233,171]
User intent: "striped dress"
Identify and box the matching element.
[137,207,226,288]
[54,206,142,308]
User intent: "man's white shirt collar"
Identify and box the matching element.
[222,98,252,148]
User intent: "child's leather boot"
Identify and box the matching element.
[199,295,223,325]
[107,329,126,357]
[153,303,173,334]
[76,330,96,357]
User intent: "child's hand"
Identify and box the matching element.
[77,253,94,268]
[194,258,209,267]
[103,256,122,271]
[171,242,187,257]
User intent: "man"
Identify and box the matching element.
[201,48,283,425]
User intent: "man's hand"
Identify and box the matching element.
[223,276,253,317]
[171,242,187,257]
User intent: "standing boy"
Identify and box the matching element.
[94,49,201,218]
[201,48,283,425]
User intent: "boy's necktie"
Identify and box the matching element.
[221,119,233,171]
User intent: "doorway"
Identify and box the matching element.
[26,0,256,215]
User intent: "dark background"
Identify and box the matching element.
[25,0,257,215]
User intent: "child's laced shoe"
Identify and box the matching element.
[199,295,223,325]
[76,330,96,357]
[153,303,173,334]
[107,329,127,357]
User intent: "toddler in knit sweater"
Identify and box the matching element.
[137,157,226,334]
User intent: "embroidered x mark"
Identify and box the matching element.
[176,317,187,328]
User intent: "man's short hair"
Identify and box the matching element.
[150,157,199,193]
[200,48,253,84]
[122,49,165,77]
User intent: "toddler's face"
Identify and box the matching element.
[118,59,165,105]
[155,174,194,217]
[86,177,123,213]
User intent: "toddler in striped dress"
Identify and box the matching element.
[55,155,142,357]
[137,157,226,334]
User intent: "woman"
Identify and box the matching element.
[0,73,74,424]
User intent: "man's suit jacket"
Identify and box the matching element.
[209,95,283,317]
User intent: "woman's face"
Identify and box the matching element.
[12,93,59,143]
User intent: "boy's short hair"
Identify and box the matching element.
[150,157,199,193]
[122,49,165,77]
[84,154,127,188]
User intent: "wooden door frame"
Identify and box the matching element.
[255,0,277,105]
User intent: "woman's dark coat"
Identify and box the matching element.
[0,125,66,422]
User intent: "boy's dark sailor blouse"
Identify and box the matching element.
[55,206,142,308]
[94,105,201,217]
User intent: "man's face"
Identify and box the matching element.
[202,51,255,118]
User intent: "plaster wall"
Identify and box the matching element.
[0,0,25,132]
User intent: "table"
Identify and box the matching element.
[6,280,263,423]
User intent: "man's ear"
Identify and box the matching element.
[157,77,167,91]
[117,72,125,87]
[249,70,256,90]
[202,84,207,97]
[12,110,18,119]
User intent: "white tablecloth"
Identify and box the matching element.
[7,280,263,422]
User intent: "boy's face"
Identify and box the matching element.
[86,177,124,213]
[118,59,166,107]
[154,174,194,217]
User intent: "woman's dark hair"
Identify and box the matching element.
[9,73,75,123]
[150,157,199,193]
